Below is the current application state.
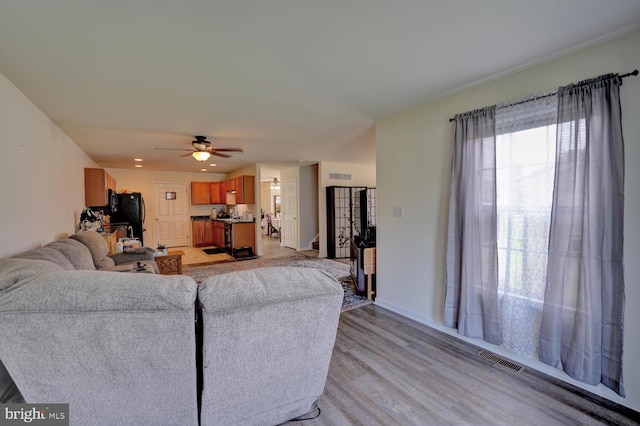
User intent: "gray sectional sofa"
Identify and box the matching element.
[0,231,343,425]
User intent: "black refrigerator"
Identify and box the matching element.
[110,193,146,245]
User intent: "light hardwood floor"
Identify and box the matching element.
[288,304,639,426]
[178,237,636,424]
[179,234,313,266]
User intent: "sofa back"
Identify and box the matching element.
[11,247,75,270]
[69,231,115,269]
[44,238,96,270]
[198,266,343,425]
[0,265,199,426]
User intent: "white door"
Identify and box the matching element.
[282,179,297,249]
[153,183,189,247]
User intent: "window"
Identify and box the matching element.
[494,95,556,356]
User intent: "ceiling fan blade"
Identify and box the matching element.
[211,148,244,153]
[155,148,194,151]
[211,152,232,158]
[180,153,193,157]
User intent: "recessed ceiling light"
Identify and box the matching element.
[134,158,143,162]
[209,163,217,167]
[201,169,207,172]
[135,165,142,168]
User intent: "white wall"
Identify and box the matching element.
[317,161,376,257]
[375,30,640,409]
[105,168,226,247]
[0,71,98,257]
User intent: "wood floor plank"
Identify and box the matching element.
[286,304,640,426]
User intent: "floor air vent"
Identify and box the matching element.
[478,350,524,373]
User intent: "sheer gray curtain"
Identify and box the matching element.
[539,74,625,396]
[445,106,501,345]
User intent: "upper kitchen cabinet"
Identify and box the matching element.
[234,175,255,204]
[84,168,116,207]
[209,182,224,204]
[191,182,211,205]
[191,181,224,205]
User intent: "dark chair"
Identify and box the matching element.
[266,213,280,239]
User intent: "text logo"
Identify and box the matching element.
[1,404,68,425]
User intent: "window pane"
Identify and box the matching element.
[496,124,555,356]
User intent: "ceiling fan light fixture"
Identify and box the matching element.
[192,136,211,151]
[271,178,280,190]
[192,151,211,161]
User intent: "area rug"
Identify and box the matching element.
[183,254,372,312]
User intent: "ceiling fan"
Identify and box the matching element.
[156,136,244,161]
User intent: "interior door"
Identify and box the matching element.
[153,183,189,247]
[282,179,297,249]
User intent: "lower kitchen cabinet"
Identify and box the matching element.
[213,220,225,248]
[231,222,255,253]
[192,220,214,247]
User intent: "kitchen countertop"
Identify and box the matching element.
[190,215,254,224]
[216,218,255,224]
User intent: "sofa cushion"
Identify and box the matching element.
[198,266,343,426]
[45,239,96,270]
[0,258,65,292]
[69,231,116,269]
[12,247,75,271]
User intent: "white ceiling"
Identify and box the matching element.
[1,1,639,174]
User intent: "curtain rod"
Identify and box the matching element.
[448,69,638,123]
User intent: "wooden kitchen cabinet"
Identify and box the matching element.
[213,220,225,248]
[209,182,224,204]
[191,182,212,205]
[228,175,255,204]
[84,168,116,207]
[231,222,256,253]
[192,220,204,246]
[191,181,225,205]
[242,175,255,204]
[191,220,214,247]
[203,220,214,246]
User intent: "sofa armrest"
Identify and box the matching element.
[108,247,155,265]
[0,271,199,425]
